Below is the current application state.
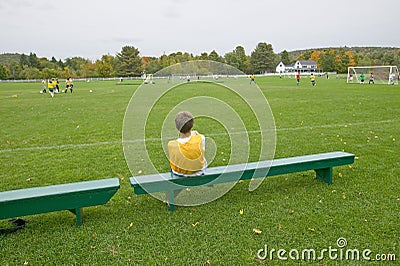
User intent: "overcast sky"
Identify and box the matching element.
[0,0,398,60]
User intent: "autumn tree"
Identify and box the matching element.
[96,55,115,77]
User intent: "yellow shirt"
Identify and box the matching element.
[168,134,205,175]
[48,81,54,89]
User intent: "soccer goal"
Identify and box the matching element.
[347,66,399,85]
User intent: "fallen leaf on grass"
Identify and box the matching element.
[308,228,315,232]
[26,178,32,182]
[239,209,244,215]
[278,224,283,230]
[23,262,28,266]
[338,173,343,178]
[253,228,262,234]
[192,222,199,227]
[90,246,96,249]
[128,222,133,229]
[205,260,211,266]
[288,209,295,214]
[342,194,347,200]
[93,232,97,238]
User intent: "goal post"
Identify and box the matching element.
[347,66,399,85]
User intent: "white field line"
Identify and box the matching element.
[0,119,397,153]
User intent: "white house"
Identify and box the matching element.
[275,60,318,73]
[276,62,286,73]
[293,60,318,72]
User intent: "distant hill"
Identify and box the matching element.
[0,53,21,65]
[285,46,400,62]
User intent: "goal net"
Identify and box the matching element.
[347,66,399,85]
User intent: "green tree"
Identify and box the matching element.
[319,50,336,72]
[9,61,22,79]
[280,50,290,65]
[198,52,209,60]
[208,50,223,62]
[0,65,10,79]
[115,46,142,77]
[28,53,40,69]
[250,42,276,74]
[20,54,29,67]
[234,46,249,73]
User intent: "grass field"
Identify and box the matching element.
[0,75,399,265]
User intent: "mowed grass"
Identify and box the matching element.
[0,75,399,265]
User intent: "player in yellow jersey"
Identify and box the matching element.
[250,74,255,84]
[310,73,316,86]
[65,77,74,93]
[48,78,55,97]
[168,111,207,177]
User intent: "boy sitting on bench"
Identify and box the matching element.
[168,111,207,177]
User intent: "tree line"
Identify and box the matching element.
[0,44,399,80]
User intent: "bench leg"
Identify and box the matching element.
[315,167,332,184]
[166,191,175,212]
[69,208,83,226]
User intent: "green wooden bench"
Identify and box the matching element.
[130,151,355,211]
[0,178,120,226]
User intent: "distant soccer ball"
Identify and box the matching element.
[89,90,93,93]
[40,91,43,94]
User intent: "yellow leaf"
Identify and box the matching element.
[288,209,295,214]
[128,222,133,229]
[253,228,262,234]
[191,222,198,227]
[338,173,343,178]
[239,209,244,215]
[374,136,379,139]
[26,178,32,182]
[342,194,347,200]
[278,224,283,230]
[90,245,96,249]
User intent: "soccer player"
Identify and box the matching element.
[55,78,60,93]
[47,78,55,98]
[41,79,47,93]
[360,73,365,84]
[65,77,74,93]
[369,73,374,84]
[310,73,316,86]
[168,111,207,177]
[250,74,255,84]
[296,72,300,86]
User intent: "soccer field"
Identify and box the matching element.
[0,76,399,264]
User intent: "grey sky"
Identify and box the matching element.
[0,0,398,60]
